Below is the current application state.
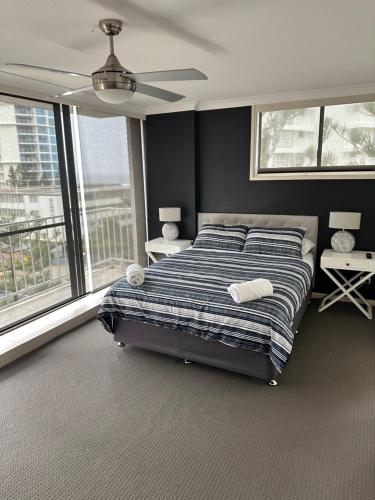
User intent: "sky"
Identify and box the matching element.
[77,114,130,186]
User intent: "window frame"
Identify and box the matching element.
[0,92,87,334]
[0,91,143,334]
[250,94,375,181]
[70,107,138,293]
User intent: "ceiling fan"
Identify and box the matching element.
[6,19,207,104]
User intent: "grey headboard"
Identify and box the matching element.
[197,212,319,259]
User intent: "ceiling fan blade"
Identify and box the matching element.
[136,83,184,102]
[6,63,91,78]
[51,86,93,98]
[0,69,72,91]
[134,68,207,83]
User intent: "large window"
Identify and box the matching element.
[0,95,143,333]
[71,109,136,291]
[251,96,375,180]
[0,97,74,330]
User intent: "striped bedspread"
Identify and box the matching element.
[97,248,312,373]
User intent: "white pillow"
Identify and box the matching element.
[302,237,315,256]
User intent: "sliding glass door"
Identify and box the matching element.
[71,109,136,291]
[0,95,84,331]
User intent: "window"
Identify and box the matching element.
[321,102,375,167]
[251,96,375,180]
[16,116,33,124]
[17,126,34,134]
[20,153,38,162]
[258,107,320,169]
[19,144,37,153]
[1,94,144,334]
[71,109,135,291]
[15,106,32,114]
[0,96,74,331]
[18,136,34,143]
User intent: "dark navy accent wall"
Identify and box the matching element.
[145,111,196,240]
[145,106,375,295]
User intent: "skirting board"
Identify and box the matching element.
[0,289,109,369]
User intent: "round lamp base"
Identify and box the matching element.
[162,222,179,241]
[331,230,355,253]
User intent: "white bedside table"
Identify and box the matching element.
[145,237,192,263]
[319,249,375,319]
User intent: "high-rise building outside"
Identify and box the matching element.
[0,103,59,188]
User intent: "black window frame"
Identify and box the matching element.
[0,92,87,334]
[256,102,375,174]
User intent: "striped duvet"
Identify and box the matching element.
[97,248,312,373]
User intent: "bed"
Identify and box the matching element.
[98,213,318,385]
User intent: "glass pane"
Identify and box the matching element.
[258,107,320,169]
[321,102,375,167]
[0,97,72,331]
[0,97,63,226]
[71,110,135,290]
[0,225,72,328]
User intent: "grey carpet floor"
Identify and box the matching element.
[1,301,374,500]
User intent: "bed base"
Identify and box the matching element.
[113,289,312,385]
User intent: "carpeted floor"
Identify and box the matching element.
[1,301,374,500]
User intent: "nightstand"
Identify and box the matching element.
[319,249,375,319]
[145,238,192,263]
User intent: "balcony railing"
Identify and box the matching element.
[0,207,134,330]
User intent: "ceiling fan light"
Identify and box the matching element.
[95,88,134,104]
[92,67,136,104]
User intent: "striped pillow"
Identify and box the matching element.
[193,224,248,252]
[243,227,305,258]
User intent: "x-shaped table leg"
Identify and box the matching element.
[146,251,158,264]
[319,268,373,319]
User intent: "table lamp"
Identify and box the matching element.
[159,207,181,240]
[329,212,361,252]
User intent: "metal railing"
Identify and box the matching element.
[85,207,134,268]
[0,207,134,311]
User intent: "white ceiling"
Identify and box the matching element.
[1,0,374,116]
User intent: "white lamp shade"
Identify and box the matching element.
[329,212,361,230]
[159,207,181,222]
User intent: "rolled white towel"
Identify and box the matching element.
[126,263,145,286]
[228,278,273,304]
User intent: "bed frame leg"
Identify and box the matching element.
[116,341,126,347]
[267,379,278,386]
[184,359,193,365]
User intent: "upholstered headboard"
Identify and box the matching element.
[197,212,319,259]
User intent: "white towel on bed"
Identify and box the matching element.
[228,278,273,304]
[126,263,145,286]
